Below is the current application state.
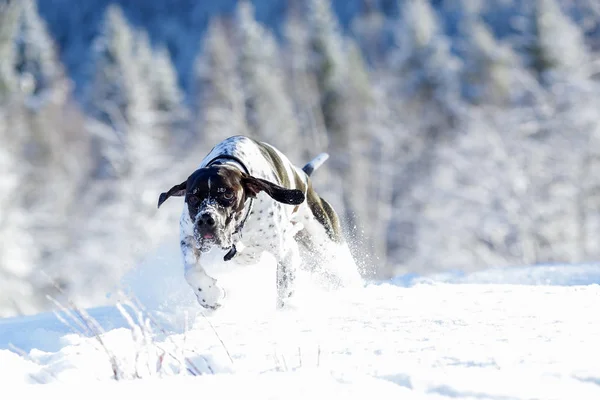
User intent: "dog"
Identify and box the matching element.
[157,135,361,310]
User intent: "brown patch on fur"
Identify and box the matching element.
[257,143,291,188]
[292,169,307,194]
[291,168,307,215]
[305,179,342,243]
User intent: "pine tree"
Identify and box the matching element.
[305,0,352,226]
[0,100,36,316]
[421,109,542,271]
[344,40,397,270]
[131,31,185,128]
[393,0,463,129]
[459,14,526,105]
[522,0,589,83]
[195,17,249,147]
[0,0,20,98]
[78,6,170,305]
[126,29,171,164]
[307,0,348,143]
[86,4,156,177]
[151,45,185,117]
[87,5,152,130]
[235,0,302,161]
[351,0,387,66]
[282,6,329,159]
[13,0,68,106]
[10,0,71,171]
[0,0,87,314]
[8,0,75,226]
[306,0,381,247]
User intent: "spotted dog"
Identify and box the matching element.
[158,135,361,310]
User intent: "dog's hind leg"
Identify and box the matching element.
[295,199,364,289]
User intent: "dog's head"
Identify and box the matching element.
[158,165,304,252]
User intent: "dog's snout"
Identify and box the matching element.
[197,213,216,227]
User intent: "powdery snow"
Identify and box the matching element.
[1,245,600,399]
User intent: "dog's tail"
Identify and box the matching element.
[302,153,329,177]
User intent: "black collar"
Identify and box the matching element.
[206,155,254,261]
[206,154,250,175]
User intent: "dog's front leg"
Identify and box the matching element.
[180,214,225,310]
[276,238,300,309]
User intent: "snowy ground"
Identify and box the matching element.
[1,241,600,399]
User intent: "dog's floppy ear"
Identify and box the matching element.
[242,175,304,205]
[158,181,187,208]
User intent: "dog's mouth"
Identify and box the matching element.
[193,231,216,252]
[193,231,233,253]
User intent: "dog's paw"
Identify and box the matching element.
[276,293,295,310]
[198,299,221,310]
[194,285,226,310]
[185,268,226,309]
[276,299,298,311]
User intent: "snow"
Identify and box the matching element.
[392,263,600,287]
[1,241,600,399]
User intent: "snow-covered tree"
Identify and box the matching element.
[336,41,381,261]
[13,0,69,106]
[305,0,357,234]
[307,0,348,143]
[0,103,37,316]
[195,17,249,147]
[404,109,539,273]
[382,0,466,273]
[235,1,302,161]
[66,6,180,312]
[393,0,464,129]
[0,0,20,98]
[151,45,185,118]
[86,4,160,179]
[345,59,401,275]
[2,0,600,315]
[87,5,152,130]
[521,0,590,83]
[459,14,529,105]
[282,6,329,159]
[350,0,387,66]
[0,0,91,315]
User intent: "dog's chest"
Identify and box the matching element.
[199,135,303,261]
[240,192,291,245]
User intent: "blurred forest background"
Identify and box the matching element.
[2,0,600,317]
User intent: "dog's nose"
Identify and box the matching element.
[197,213,216,227]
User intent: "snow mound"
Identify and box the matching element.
[3,244,600,399]
[390,263,600,287]
[2,281,600,399]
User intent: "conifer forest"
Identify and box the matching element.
[1,0,600,316]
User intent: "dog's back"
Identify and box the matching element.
[201,135,362,287]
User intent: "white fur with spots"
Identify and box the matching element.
[180,136,362,310]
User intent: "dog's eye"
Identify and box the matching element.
[223,192,234,201]
[188,195,200,205]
